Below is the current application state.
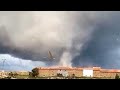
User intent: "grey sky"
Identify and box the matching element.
[0,11,120,70]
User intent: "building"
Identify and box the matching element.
[93,67,120,78]
[33,67,120,78]
[15,71,29,76]
[0,70,9,78]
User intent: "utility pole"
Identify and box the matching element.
[2,59,6,70]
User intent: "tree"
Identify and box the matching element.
[115,74,119,79]
[9,72,13,77]
[32,68,39,77]
[72,74,75,79]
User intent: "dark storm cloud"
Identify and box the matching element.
[73,12,120,68]
[1,11,120,68]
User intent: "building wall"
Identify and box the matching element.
[93,70,101,77]
[38,69,50,77]
[70,69,82,77]
[36,67,120,78]
[38,69,83,77]
[100,72,116,78]
[83,69,93,77]
[94,70,120,78]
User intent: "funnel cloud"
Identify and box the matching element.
[0,11,120,70]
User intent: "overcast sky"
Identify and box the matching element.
[0,54,46,71]
[0,11,120,71]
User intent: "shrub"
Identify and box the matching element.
[32,68,39,77]
[115,74,119,79]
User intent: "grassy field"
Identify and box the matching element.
[0,75,116,79]
[15,75,29,79]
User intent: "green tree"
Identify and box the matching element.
[32,68,39,77]
[115,74,119,79]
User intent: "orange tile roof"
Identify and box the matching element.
[100,69,120,73]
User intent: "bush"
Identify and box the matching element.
[32,68,39,77]
[115,74,119,79]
